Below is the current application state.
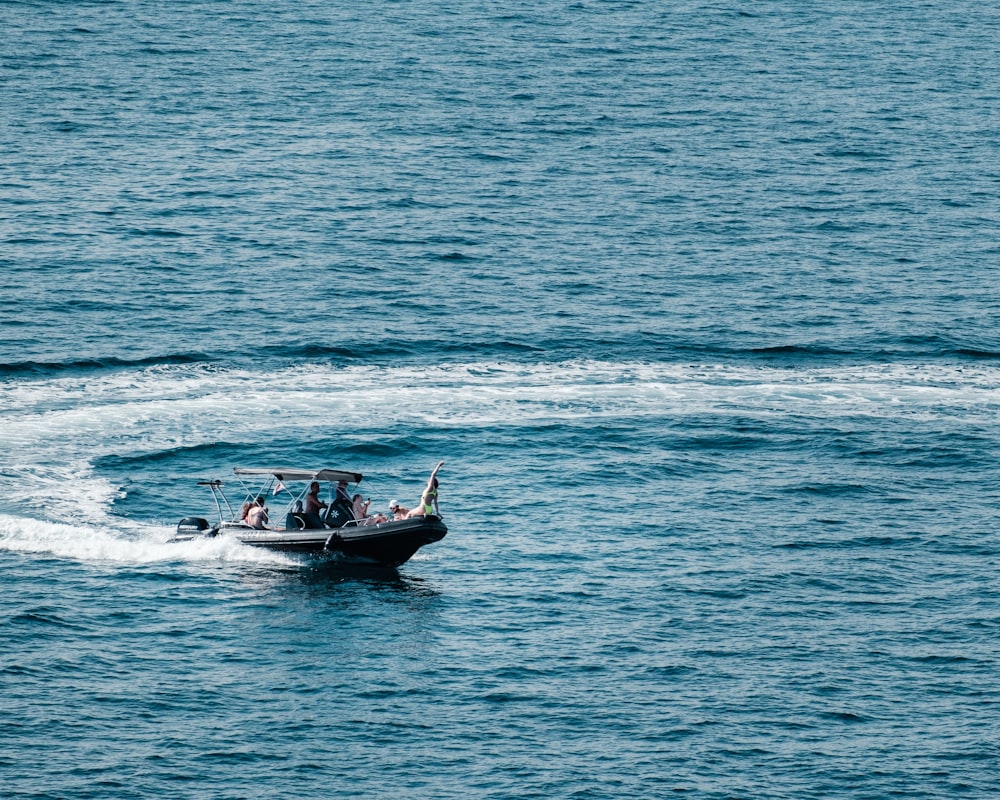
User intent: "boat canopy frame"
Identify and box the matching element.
[202,467,365,525]
[233,468,363,483]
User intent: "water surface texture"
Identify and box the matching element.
[3,2,1000,798]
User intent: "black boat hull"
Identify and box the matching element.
[174,516,447,567]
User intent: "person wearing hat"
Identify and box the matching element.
[388,500,410,520]
[335,479,351,506]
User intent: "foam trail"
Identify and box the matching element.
[0,514,295,566]
[3,359,1000,551]
[4,361,1000,428]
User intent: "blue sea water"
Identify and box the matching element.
[3,1,1000,797]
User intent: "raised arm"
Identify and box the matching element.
[429,461,443,513]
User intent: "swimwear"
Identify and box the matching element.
[421,488,437,515]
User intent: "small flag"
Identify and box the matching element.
[274,481,286,495]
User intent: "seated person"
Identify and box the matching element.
[353,494,388,525]
[321,479,356,527]
[389,500,409,520]
[406,461,444,518]
[335,479,352,506]
[246,497,269,529]
[352,493,370,520]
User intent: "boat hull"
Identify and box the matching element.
[174,516,447,567]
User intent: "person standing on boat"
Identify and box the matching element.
[407,461,444,518]
[304,481,328,516]
[246,496,269,529]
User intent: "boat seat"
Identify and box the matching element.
[323,501,354,529]
[300,511,326,530]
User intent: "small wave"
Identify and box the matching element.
[644,664,697,678]
[784,483,874,497]
[819,710,873,723]
[845,534,917,548]
[909,654,977,665]
[126,227,188,238]
[777,539,842,550]
[7,609,86,631]
[956,348,1000,360]
[822,147,890,160]
[93,441,248,469]
[382,196,441,209]
[0,352,209,377]
[470,151,517,162]
[749,344,853,360]
[779,534,915,550]
[47,120,91,133]
[274,340,546,362]
[9,332,995,377]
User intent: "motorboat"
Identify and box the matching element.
[173,467,447,566]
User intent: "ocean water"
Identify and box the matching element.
[3,1,1000,798]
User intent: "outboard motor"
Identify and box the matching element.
[175,517,211,539]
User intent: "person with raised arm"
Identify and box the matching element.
[407,461,444,518]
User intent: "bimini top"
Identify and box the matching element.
[233,468,363,483]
